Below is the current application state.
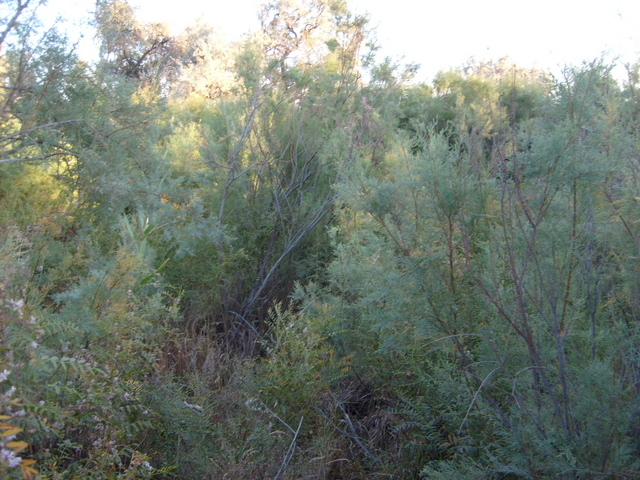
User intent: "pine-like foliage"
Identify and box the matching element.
[296,61,640,478]
[2,0,640,478]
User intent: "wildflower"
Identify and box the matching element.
[7,298,24,312]
[0,448,21,468]
[6,386,16,397]
[0,369,10,383]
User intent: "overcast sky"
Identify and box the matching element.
[40,0,640,82]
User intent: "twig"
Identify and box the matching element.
[228,310,265,342]
[458,366,501,435]
[257,400,296,435]
[316,391,383,465]
[242,192,336,317]
[417,333,486,355]
[274,416,303,480]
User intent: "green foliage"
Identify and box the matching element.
[290,59,640,479]
[2,0,640,478]
[0,238,173,478]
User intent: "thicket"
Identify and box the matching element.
[1,0,640,478]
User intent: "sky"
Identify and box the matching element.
[39,0,640,83]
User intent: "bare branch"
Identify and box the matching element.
[274,416,303,480]
[241,192,336,318]
[0,0,35,49]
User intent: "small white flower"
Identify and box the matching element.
[6,386,16,397]
[8,298,24,311]
[0,369,10,383]
[0,448,21,468]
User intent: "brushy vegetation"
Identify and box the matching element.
[2,0,640,478]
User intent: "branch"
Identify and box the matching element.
[315,391,382,466]
[418,333,487,355]
[241,192,336,317]
[0,119,88,144]
[0,151,76,164]
[458,366,501,435]
[274,416,303,480]
[0,0,33,49]
[228,310,265,342]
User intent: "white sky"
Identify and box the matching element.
[39,0,640,82]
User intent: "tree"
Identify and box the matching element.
[95,0,194,86]
[291,60,640,479]
[153,0,374,354]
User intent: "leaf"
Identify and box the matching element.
[20,459,36,466]
[143,221,155,235]
[138,274,154,287]
[138,238,147,257]
[122,215,134,238]
[21,464,39,476]
[7,441,29,452]
[156,257,170,273]
[0,423,17,429]
[1,427,22,436]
